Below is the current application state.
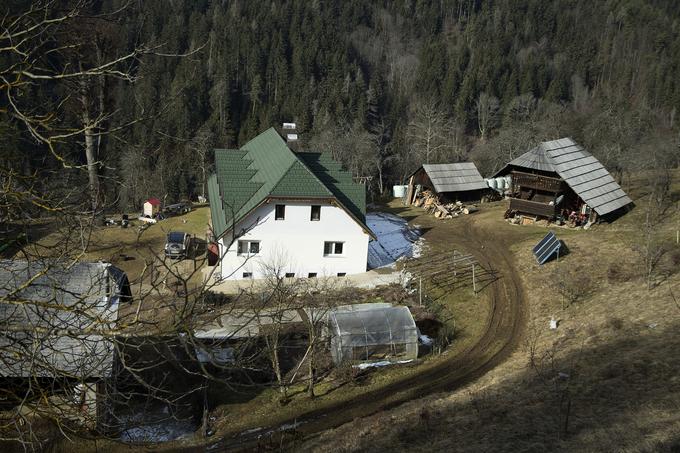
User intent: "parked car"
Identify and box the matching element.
[165,231,191,259]
[164,202,192,217]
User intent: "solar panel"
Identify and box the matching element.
[532,231,561,265]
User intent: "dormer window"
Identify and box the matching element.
[275,204,285,220]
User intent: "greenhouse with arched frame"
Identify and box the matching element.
[328,303,418,365]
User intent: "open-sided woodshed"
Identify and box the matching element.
[406,162,491,205]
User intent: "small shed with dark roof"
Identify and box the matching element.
[494,138,632,222]
[406,162,490,204]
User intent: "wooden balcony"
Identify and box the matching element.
[511,171,565,193]
[509,198,557,218]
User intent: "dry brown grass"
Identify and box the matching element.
[298,173,680,453]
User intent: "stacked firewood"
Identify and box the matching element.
[412,190,478,219]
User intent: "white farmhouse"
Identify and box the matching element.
[208,128,375,280]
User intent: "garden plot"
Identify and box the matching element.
[367,212,423,269]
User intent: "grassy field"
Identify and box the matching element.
[82,207,210,282]
[299,171,680,452]
[19,207,211,287]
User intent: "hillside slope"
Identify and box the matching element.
[299,174,680,452]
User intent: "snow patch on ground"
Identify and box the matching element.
[354,359,413,370]
[367,212,424,269]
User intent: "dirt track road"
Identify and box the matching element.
[209,212,528,451]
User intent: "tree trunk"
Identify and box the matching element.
[307,350,315,398]
[81,81,101,218]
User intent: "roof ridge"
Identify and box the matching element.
[243,127,298,180]
[271,159,334,197]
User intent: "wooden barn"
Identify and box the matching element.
[494,138,632,224]
[406,162,490,205]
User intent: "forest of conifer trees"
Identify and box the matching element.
[3,0,679,213]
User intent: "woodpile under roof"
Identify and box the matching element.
[412,190,478,219]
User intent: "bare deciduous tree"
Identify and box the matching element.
[407,99,451,164]
[476,92,500,140]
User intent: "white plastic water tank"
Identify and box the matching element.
[495,177,506,190]
[393,185,408,198]
[486,178,497,189]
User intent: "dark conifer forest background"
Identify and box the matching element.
[3,0,680,211]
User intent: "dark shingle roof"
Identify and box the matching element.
[209,128,371,238]
[418,162,489,193]
[496,138,633,216]
[0,260,119,378]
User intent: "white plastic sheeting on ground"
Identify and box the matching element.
[367,212,423,269]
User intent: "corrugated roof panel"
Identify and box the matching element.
[597,197,632,214]
[578,184,611,199]
[421,162,489,193]
[507,147,555,172]
[559,162,604,179]
[567,169,611,187]
[552,153,598,167]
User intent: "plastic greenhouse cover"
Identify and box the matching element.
[329,305,418,345]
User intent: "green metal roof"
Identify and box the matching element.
[210,128,372,240]
[295,152,366,224]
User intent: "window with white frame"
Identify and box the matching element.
[323,241,344,256]
[237,240,260,256]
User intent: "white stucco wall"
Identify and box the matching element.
[218,201,370,280]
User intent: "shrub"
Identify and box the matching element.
[552,268,594,308]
